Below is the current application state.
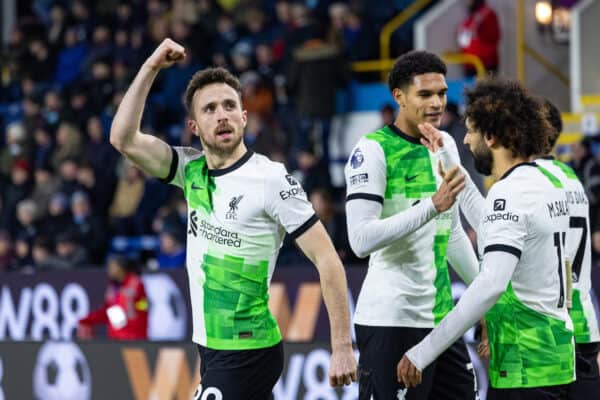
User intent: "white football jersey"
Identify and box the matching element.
[536,156,600,343]
[345,125,461,328]
[164,147,317,350]
[480,162,575,387]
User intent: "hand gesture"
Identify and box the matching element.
[431,166,465,212]
[329,346,358,387]
[477,320,490,359]
[144,38,186,71]
[397,354,422,388]
[419,122,445,153]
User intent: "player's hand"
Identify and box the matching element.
[144,38,186,71]
[477,320,490,359]
[328,346,357,387]
[397,354,422,388]
[419,122,444,153]
[431,166,465,212]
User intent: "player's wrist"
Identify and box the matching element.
[331,337,353,352]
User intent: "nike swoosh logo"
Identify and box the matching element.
[405,175,419,182]
[191,183,204,190]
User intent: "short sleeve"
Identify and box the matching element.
[264,164,318,239]
[480,183,528,259]
[344,138,386,204]
[160,146,203,189]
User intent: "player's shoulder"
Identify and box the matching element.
[488,163,540,198]
[250,152,286,174]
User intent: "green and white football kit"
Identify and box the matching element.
[163,147,318,399]
[407,162,576,396]
[345,125,479,400]
[537,156,600,399]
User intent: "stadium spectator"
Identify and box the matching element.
[109,160,146,235]
[41,192,70,240]
[78,255,148,339]
[156,229,186,269]
[69,191,107,264]
[1,159,34,236]
[458,0,501,76]
[0,230,15,271]
[53,229,89,268]
[31,165,59,219]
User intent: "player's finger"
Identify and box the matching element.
[444,166,460,181]
[329,374,339,387]
[350,369,358,382]
[438,161,446,178]
[450,181,466,195]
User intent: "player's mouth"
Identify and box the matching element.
[215,126,234,139]
[424,112,442,122]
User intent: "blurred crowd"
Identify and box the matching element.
[1,0,423,272]
[2,0,600,273]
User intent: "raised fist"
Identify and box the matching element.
[144,38,186,70]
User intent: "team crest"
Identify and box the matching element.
[226,195,244,220]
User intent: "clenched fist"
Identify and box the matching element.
[144,38,186,71]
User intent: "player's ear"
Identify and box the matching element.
[241,109,247,128]
[187,118,198,135]
[484,133,497,148]
[393,88,406,108]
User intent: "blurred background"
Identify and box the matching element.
[1,0,599,399]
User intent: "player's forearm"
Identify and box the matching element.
[406,251,517,370]
[346,198,438,258]
[110,64,159,151]
[317,255,353,351]
[447,218,479,284]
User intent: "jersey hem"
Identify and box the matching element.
[489,376,574,390]
[192,335,283,351]
[353,318,434,328]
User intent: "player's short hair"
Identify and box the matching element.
[387,51,447,91]
[184,67,242,117]
[542,98,563,152]
[465,78,550,158]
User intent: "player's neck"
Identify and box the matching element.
[393,117,420,139]
[205,143,249,170]
[492,151,529,180]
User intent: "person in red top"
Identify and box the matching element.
[78,256,148,340]
[458,0,501,76]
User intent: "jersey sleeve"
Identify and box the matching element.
[480,182,528,259]
[264,164,318,239]
[344,137,386,204]
[160,146,203,189]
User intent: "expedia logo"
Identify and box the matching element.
[280,187,305,200]
[484,212,519,223]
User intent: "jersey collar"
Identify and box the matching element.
[208,150,254,177]
[387,124,422,145]
[499,161,537,180]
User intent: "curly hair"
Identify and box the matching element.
[184,67,242,117]
[542,98,563,152]
[387,51,447,92]
[464,78,550,158]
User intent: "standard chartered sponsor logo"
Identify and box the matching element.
[198,220,242,247]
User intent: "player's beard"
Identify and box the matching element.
[471,140,493,176]
[202,130,244,158]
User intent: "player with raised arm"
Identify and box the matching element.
[398,78,575,400]
[536,99,600,399]
[344,50,480,399]
[110,38,356,399]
